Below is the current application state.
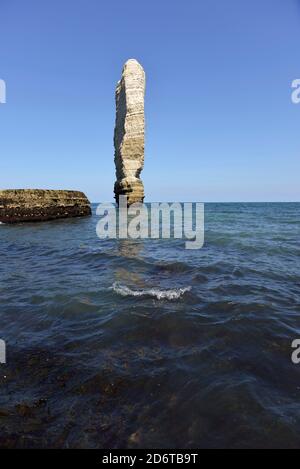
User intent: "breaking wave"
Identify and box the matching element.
[111,283,191,300]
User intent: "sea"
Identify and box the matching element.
[0,202,299,448]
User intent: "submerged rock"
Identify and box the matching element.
[114,59,145,205]
[0,189,91,224]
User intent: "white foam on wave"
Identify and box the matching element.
[111,282,191,300]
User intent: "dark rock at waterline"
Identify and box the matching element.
[0,189,91,224]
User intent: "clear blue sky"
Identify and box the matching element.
[0,0,299,202]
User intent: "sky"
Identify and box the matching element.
[0,0,299,202]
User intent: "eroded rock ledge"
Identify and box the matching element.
[0,189,92,224]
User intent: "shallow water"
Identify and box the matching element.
[0,203,299,448]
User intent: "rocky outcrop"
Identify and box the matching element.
[0,189,91,224]
[114,59,145,205]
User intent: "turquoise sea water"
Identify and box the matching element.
[0,203,299,448]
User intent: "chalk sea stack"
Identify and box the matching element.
[114,59,145,206]
[0,189,91,224]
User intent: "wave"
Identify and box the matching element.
[111,283,191,300]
